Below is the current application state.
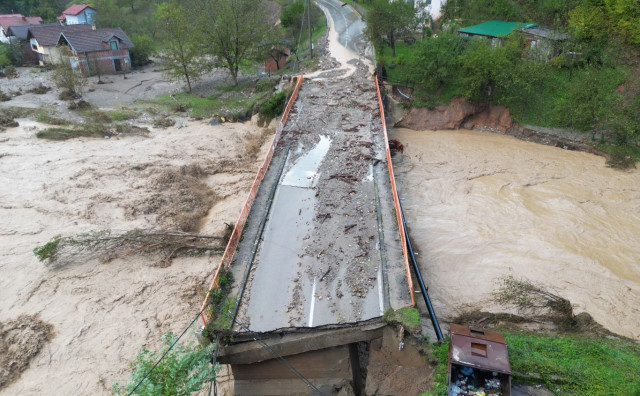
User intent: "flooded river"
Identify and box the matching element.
[390,128,640,341]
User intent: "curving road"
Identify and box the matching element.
[316,0,368,57]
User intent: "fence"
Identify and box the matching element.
[200,75,305,325]
[375,76,416,307]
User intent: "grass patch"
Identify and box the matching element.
[507,332,640,394]
[382,307,421,333]
[0,107,36,119]
[421,340,449,396]
[341,0,372,12]
[422,332,640,396]
[80,110,112,123]
[35,112,70,126]
[107,109,139,121]
[145,79,279,120]
[598,143,640,169]
[377,41,415,83]
[36,124,112,140]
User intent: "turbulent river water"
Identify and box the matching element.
[390,128,640,341]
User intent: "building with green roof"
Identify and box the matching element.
[458,20,538,38]
[457,20,568,59]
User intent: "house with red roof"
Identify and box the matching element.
[0,13,42,43]
[57,5,97,26]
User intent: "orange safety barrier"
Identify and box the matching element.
[200,75,305,325]
[375,77,416,307]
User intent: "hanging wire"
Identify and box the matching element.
[229,313,325,396]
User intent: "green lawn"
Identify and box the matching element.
[424,333,640,395]
[376,41,415,83]
[145,79,278,119]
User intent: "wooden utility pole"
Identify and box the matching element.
[308,0,313,58]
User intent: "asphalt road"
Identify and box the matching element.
[316,0,368,55]
[232,1,411,333]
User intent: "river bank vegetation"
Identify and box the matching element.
[367,0,640,167]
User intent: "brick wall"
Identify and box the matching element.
[78,49,131,76]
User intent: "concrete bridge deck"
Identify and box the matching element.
[229,64,412,333]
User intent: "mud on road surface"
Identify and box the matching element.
[235,60,411,332]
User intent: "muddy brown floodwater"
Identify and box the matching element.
[0,118,271,394]
[390,128,640,341]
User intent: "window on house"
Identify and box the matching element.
[109,40,118,51]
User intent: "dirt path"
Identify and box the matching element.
[0,118,272,394]
[0,63,243,111]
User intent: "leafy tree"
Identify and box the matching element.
[112,331,217,396]
[495,54,548,113]
[557,67,623,131]
[280,1,306,43]
[459,35,523,103]
[193,0,275,86]
[154,2,207,92]
[405,33,466,99]
[129,34,155,67]
[605,0,640,46]
[365,0,418,57]
[0,42,23,67]
[52,58,86,99]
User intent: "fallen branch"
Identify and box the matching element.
[33,229,225,267]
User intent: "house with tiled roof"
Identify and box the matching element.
[57,5,97,26]
[0,13,42,43]
[58,27,134,75]
[27,24,93,65]
[27,23,134,75]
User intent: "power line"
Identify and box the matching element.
[294,0,308,71]
[127,306,210,396]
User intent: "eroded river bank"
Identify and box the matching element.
[390,127,640,341]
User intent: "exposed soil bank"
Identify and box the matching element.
[394,98,604,155]
[390,128,640,342]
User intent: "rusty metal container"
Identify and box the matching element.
[447,324,512,396]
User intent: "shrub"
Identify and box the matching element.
[112,332,217,396]
[130,35,155,67]
[52,60,86,100]
[259,90,287,118]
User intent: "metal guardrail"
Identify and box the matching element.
[200,75,305,325]
[375,76,443,340]
[375,76,416,307]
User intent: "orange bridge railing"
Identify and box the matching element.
[375,76,416,307]
[200,75,305,325]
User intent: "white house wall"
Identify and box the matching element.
[0,29,9,43]
[65,9,96,25]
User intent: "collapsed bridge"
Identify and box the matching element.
[198,60,439,394]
